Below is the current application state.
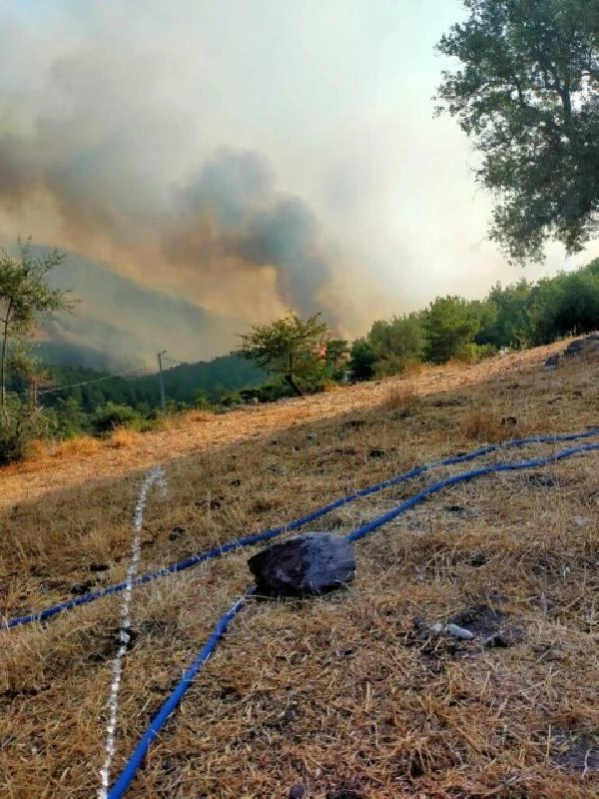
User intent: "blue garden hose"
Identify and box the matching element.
[4,426,599,631]
[107,439,599,798]
[107,587,255,799]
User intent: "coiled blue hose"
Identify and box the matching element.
[107,439,599,798]
[4,426,599,631]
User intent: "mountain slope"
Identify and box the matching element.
[29,245,244,369]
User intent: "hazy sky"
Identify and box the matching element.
[1,0,596,337]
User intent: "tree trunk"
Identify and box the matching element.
[284,374,304,396]
[0,313,9,413]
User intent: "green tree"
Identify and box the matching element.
[526,269,599,344]
[0,241,71,413]
[349,338,378,381]
[368,313,426,374]
[424,296,484,364]
[480,280,533,349]
[436,0,599,262]
[0,241,72,464]
[236,312,330,395]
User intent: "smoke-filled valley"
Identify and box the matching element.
[2,0,597,368]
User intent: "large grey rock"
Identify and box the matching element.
[248,533,356,597]
[564,334,599,357]
[544,354,560,371]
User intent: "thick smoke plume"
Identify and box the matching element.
[0,4,342,337]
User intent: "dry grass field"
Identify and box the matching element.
[1,341,599,798]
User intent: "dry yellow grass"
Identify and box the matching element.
[380,385,421,414]
[1,340,599,798]
[0,341,567,511]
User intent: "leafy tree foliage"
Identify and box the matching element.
[236,312,330,394]
[0,242,72,463]
[478,280,533,348]
[0,241,71,412]
[349,339,378,380]
[436,0,599,261]
[527,269,599,344]
[5,258,598,447]
[368,313,426,374]
[424,296,491,364]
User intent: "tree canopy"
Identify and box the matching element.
[0,241,71,412]
[436,0,599,261]
[236,312,330,395]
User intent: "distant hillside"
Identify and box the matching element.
[32,342,132,372]
[40,354,266,411]
[26,245,245,370]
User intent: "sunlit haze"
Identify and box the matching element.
[1,0,596,358]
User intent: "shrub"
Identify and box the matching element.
[381,385,420,414]
[349,339,378,380]
[454,342,497,364]
[194,390,213,411]
[220,391,244,408]
[91,402,140,435]
[0,405,38,465]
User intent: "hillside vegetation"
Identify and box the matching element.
[1,343,598,797]
[5,257,599,453]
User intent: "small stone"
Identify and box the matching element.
[444,623,475,640]
[342,419,366,430]
[544,354,560,370]
[470,552,487,567]
[484,633,508,648]
[266,464,286,475]
[289,785,306,799]
[484,628,524,647]
[445,504,467,515]
[527,473,558,488]
[369,448,386,459]
[429,623,444,634]
[248,533,356,597]
[169,526,186,541]
[70,580,95,596]
[89,563,109,573]
[539,593,556,612]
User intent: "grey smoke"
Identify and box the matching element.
[169,150,336,319]
[0,26,338,325]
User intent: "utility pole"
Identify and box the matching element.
[157,350,167,413]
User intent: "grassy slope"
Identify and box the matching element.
[1,341,598,798]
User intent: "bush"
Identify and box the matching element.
[454,342,497,364]
[220,391,244,408]
[0,406,37,465]
[374,353,423,378]
[194,390,213,411]
[91,402,140,435]
[239,381,294,403]
[349,339,378,380]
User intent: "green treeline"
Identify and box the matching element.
[6,259,599,443]
[349,260,599,379]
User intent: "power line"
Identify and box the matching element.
[162,355,185,366]
[22,347,198,401]
[39,363,153,396]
